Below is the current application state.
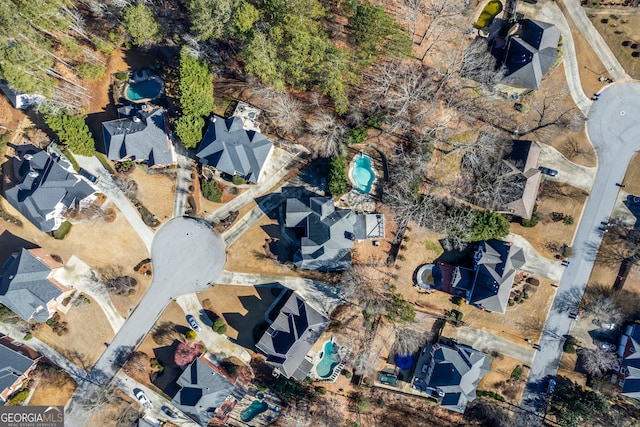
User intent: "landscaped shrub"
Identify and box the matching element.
[564,336,578,354]
[477,390,506,402]
[23,333,33,340]
[231,175,246,185]
[328,155,348,195]
[564,215,575,225]
[201,178,222,202]
[150,358,164,373]
[212,317,228,334]
[115,160,135,173]
[8,390,29,406]
[52,221,72,240]
[521,207,540,228]
[174,339,203,366]
[115,72,128,81]
[185,330,197,340]
[347,126,368,144]
[455,311,464,322]
[511,365,523,380]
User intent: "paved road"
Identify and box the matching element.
[519,82,640,417]
[75,155,155,251]
[65,217,226,426]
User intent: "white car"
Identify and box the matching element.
[186,314,201,332]
[597,341,617,352]
[134,388,152,409]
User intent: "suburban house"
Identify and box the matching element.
[256,290,330,382]
[501,140,542,219]
[102,106,175,168]
[449,240,526,314]
[0,334,43,402]
[171,353,245,426]
[0,81,42,109]
[196,115,274,184]
[494,19,560,94]
[613,324,640,399]
[0,248,73,323]
[5,145,96,232]
[421,341,490,413]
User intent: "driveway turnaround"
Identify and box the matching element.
[519,82,640,417]
[65,216,226,426]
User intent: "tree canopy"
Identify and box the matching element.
[45,114,96,156]
[122,4,161,47]
[468,211,510,242]
[549,379,609,427]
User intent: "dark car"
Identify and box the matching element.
[539,167,558,177]
[161,406,178,419]
[79,168,98,183]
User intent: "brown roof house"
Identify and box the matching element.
[0,334,42,402]
[500,141,541,220]
[0,248,73,323]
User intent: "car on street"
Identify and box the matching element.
[539,166,558,177]
[134,388,152,409]
[546,378,556,394]
[161,406,178,419]
[569,312,579,320]
[78,168,98,183]
[596,341,617,351]
[186,314,201,332]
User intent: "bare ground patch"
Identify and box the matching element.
[127,167,176,223]
[478,354,530,404]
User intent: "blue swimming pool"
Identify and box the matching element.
[240,400,268,422]
[126,78,163,101]
[351,155,375,193]
[316,341,338,378]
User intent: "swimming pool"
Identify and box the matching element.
[351,154,375,193]
[316,341,339,378]
[125,78,163,101]
[240,400,268,422]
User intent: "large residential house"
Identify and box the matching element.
[613,324,640,399]
[0,248,73,323]
[171,353,245,426]
[0,334,42,402]
[102,106,175,168]
[495,19,560,94]
[285,196,356,271]
[256,290,330,382]
[421,342,490,413]
[5,145,96,232]
[196,115,274,184]
[451,240,526,314]
[0,81,42,109]
[501,141,542,220]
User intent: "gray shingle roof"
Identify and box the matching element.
[0,341,38,400]
[468,240,525,313]
[0,249,63,323]
[102,107,174,167]
[426,343,490,413]
[196,116,273,183]
[5,147,95,232]
[502,19,560,89]
[503,141,541,219]
[354,214,385,240]
[286,197,356,271]
[255,291,329,382]
[171,355,237,426]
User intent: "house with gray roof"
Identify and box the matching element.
[5,145,96,232]
[102,106,175,168]
[422,342,490,413]
[501,141,541,220]
[196,115,273,184]
[171,354,245,426]
[500,19,560,90]
[0,80,42,109]
[256,290,330,382]
[451,240,525,313]
[285,196,356,271]
[0,335,42,402]
[0,248,73,323]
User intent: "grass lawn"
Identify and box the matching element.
[476,0,503,29]
[589,12,640,79]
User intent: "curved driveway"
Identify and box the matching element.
[520,82,640,415]
[65,216,226,425]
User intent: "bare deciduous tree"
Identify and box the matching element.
[459,38,506,90]
[392,328,431,356]
[579,347,618,377]
[308,112,347,158]
[561,136,595,163]
[151,321,182,346]
[116,176,138,200]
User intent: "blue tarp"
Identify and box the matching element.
[395,354,413,370]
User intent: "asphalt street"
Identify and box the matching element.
[519,82,640,417]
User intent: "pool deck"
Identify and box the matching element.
[227,388,281,426]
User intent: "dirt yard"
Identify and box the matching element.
[33,293,114,368]
[477,354,530,404]
[511,181,588,259]
[29,368,77,406]
[127,167,176,223]
[589,10,640,80]
[109,273,152,318]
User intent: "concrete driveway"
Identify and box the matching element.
[520,82,640,416]
[536,142,595,192]
[65,217,226,426]
[451,327,536,365]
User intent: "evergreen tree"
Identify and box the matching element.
[45,114,96,156]
[179,48,215,117]
[122,3,161,47]
[175,115,204,149]
[187,0,233,41]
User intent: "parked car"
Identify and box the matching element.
[161,406,178,419]
[633,196,640,204]
[186,314,201,332]
[547,378,556,394]
[134,388,152,409]
[600,322,616,330]
[79,168,98,183]
[596,341,617,351]
[539,167,558,177]
[569,312,579,320]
